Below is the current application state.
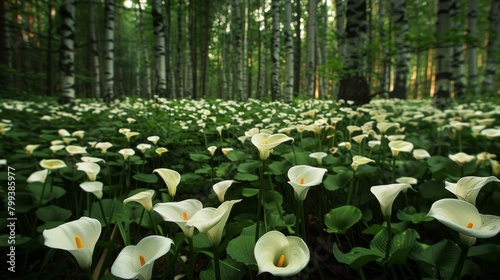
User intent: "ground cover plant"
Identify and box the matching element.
[1,97,500,280]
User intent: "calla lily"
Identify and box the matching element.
[80,156,105,163]
[481,128,500,139]
[388,140,414,157]
[396,176,418,185]
[445,176,500,205]
[207,146,217,156]
[287,165,328,201]
[309,152,327,165]
[111,235,174,280]
[124,190,156,212]
[351,155,375,171]
[72,130,85,138]
[449,152,475,166]
[251,133,294,160]
[153,199,203,238]
[80,181,104,199]
[58,129,71,137]
[76,162,100,181]
[125,131,140,142]
[119,148,135,160]
[39,159,67,171]
[95,142,113,153]
[25,144,40,154]
[147,135,160,145]
[153,168,181,198]
[27,169,49,183]
[254,230,310,277]
[370,183,413,219]
[50,145,66,153]
[156,147,168,156]
[66,145,87,155]
[137,143,152,154]
[377,122,399,134]
[43,217,102,268]
[221,147,233,155]
[213,180,235,203]
[413,149,431,160]
[352,134,368,144]
[62,137,78,145]
[427,198,500,246]
[186,199,241,246]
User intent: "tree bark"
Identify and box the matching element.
[104,0,114,102]
[270,0,281,101]
[232,0,245,100]
[284,0,294,103]
[293,0,302,97]
[153,0,167,98]
[305,0,316,99]
[433,0,453,110]
[450,0,466,98]
[481,0,500,95]
[90,0,100,99]
[390,0,409,99]
[58,0,76,105]
[466,0,478,93]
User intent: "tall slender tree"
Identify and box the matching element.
[176,0,183,98]
[450,0,465,98]
[305,0,316,98]
[104,0,115,102]
[284,0,294,103]
[270,0,281,100]
[232,0,244,100]
[378,0,389,97]
[390,0,410,99]
[89,0,100,99]
[481,0,500,95]
[293,0,302,97]
[337,0,371,105]
[466,0,478,92]
[152,0,166,97]
[58,0,76,105]
[433,0,453,109]
[137,1,152,98]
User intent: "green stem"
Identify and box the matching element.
[147,211,159,235]
[188,237,195,280]
[98,199,109,228]
[450,245,469,280]
[346,172,356,205]
[213,244,221,280]
[382,217,393,280]
[39,172,51,207]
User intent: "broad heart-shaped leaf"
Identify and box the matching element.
[91,198,124,226]
[28,183,66,205]
[323,172,352,192]
[242,188,259,197]
[199,257,246,280]
[370,228,420,266]
[427,155,452,173]
[226,150,248,162]
[35,205,72,223]
[133,173,158,184]
[227,234,257,266]
[324,205,362,234]
[332,243,383,271]
[234,172,259,181]
[409,239,461,279]
[237,160,260,173]
[262,190,283,211]
[468,244,500,260]
[189,152,211,162]
[397,207,434,224]
[267,160,290,175]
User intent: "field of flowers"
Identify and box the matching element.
[1,96,500,280]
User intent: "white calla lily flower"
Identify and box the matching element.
[370,183,413,219]
[153,199,203,238]
[251,133,294,160]
[123,190,156,212]
[213,180,235,203]
[43,217,102,268]
[351,155,375,171]
[66,145,87,155]
[388,140,414,157]
[287,165,328,201]
[445,176,500,205]
[254,230,310,277]
[27,169,49,183]
[39,159,67,171]
[153,168,181,198]
[76,162,100,181]
[79,181,104,199]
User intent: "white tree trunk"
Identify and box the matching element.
[176,0,183,98]
[137,2,152,98]
[467,0,478,91]
[104,0,114,102]
[59,0,76,104]
[284,0,294,103]
[433,0,453,109]
[153,0,167,98]
[450,0,465,98]
[89,0,100,99]
[185,10,193,99]
[306,0,316,98]
[231,0,244,100]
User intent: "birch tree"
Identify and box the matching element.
[450,0,465,98]
[433,0,452,109]
[293,0,301,96]
[152,0,166,97]
[270,0,281,100]
[305,0,316,99]
[104,0,114,102]
[176,0,183,98]
[390,0,410,99]
[58,0,76,105]
[137,1,152,99]
[90,0,100,99]
[378,0,389,97]
[232,0,244,100]
[481,0,500,95]
[284,0,294,103]
[337,0,371,105]
[466,0,478,92]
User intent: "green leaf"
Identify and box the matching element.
[324,205,362,234]
[397,207,433,224]
[262,190,283,211]
[91,198,124,225]
[409,239,461,278]
[267,160,290,175]
[226,150,248,162]
[28,183,66,205]
[234,172,259,181]
[133,173,158,184]
[199,257,246,280]
[35,205,72,223]
[190,153,211,162]
[242,188,259,197]
[323,172,352,191]
[227,235,257,266]
[333,243,383,271]
[237,161,260,173]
